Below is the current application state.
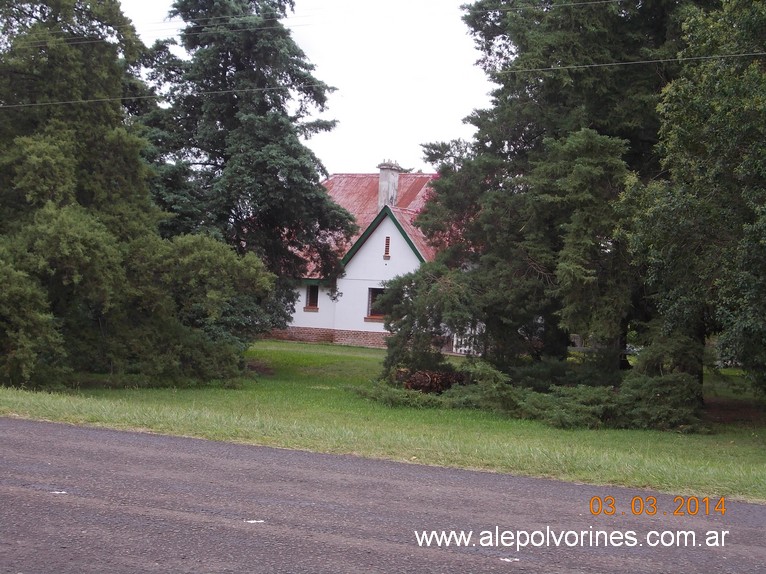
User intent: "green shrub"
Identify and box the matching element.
[354,381,444,409]
[520,385,619,429]
[443,360,529,414]
[442,379,532,415]
[368,357,708,432]
[460,359,510,386]
[506,357,621,392]
[616,372,704,431]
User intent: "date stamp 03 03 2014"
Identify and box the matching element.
[589,495,727,518]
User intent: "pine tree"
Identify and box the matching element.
[144,0,356,326]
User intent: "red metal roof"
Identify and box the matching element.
[323,172,437,262]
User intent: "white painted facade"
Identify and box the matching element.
[290,212,423,334]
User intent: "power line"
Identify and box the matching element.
[0,83,331,110]
[3,0,663,54]
[474,0,626,11]
[494,51,766,75]
[1,48,762,111]
[10,21,313,51]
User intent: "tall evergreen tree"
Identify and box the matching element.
[144,0,356,326]
[381,0,716,374]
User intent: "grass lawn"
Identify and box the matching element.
[1,340,764,502]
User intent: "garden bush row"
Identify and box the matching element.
[363,362,704,432]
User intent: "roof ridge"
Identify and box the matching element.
[325,172,437,177]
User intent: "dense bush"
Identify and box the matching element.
[520,385,619,429]
[616,372,703,431]
[438,360,527,414]
[504,358,617,392]
[372,359,705,431]
[504,359,573,392]
[353,381,444,409]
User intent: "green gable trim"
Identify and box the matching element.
[341,205,425,266]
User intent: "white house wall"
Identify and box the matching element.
[334,216,422,333]
[288,214,422,334]
[289,284,336,329]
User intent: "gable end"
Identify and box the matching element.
[341,205,425,266]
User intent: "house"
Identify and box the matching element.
[272,161,437,347]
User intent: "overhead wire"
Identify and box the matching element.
[10,21,313,50]
[1,0,763,110]
[2,47,763,111]
[0,83,331,110]
[495,51,766,75]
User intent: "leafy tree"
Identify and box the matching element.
[0,247,63,383]
[144,0,356,326]
[378,262,481,374]
[625,0,766,388]
[0,0,274,385]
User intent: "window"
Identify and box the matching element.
[365,288,386,321]
[304,284,319,311]
[383,236,391,259]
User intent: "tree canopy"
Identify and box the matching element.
[0,0,274,385]
[379,0,766,397]
[625,0,766,388]
[381,0,714,374]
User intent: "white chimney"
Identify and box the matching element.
[377,160,405,210]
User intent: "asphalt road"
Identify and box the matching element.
[1,418,764,574]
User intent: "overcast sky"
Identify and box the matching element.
[120,0,495,174]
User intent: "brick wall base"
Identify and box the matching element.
[269,326,334,344]
[269,326,388,348]
[332,329,388,348]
